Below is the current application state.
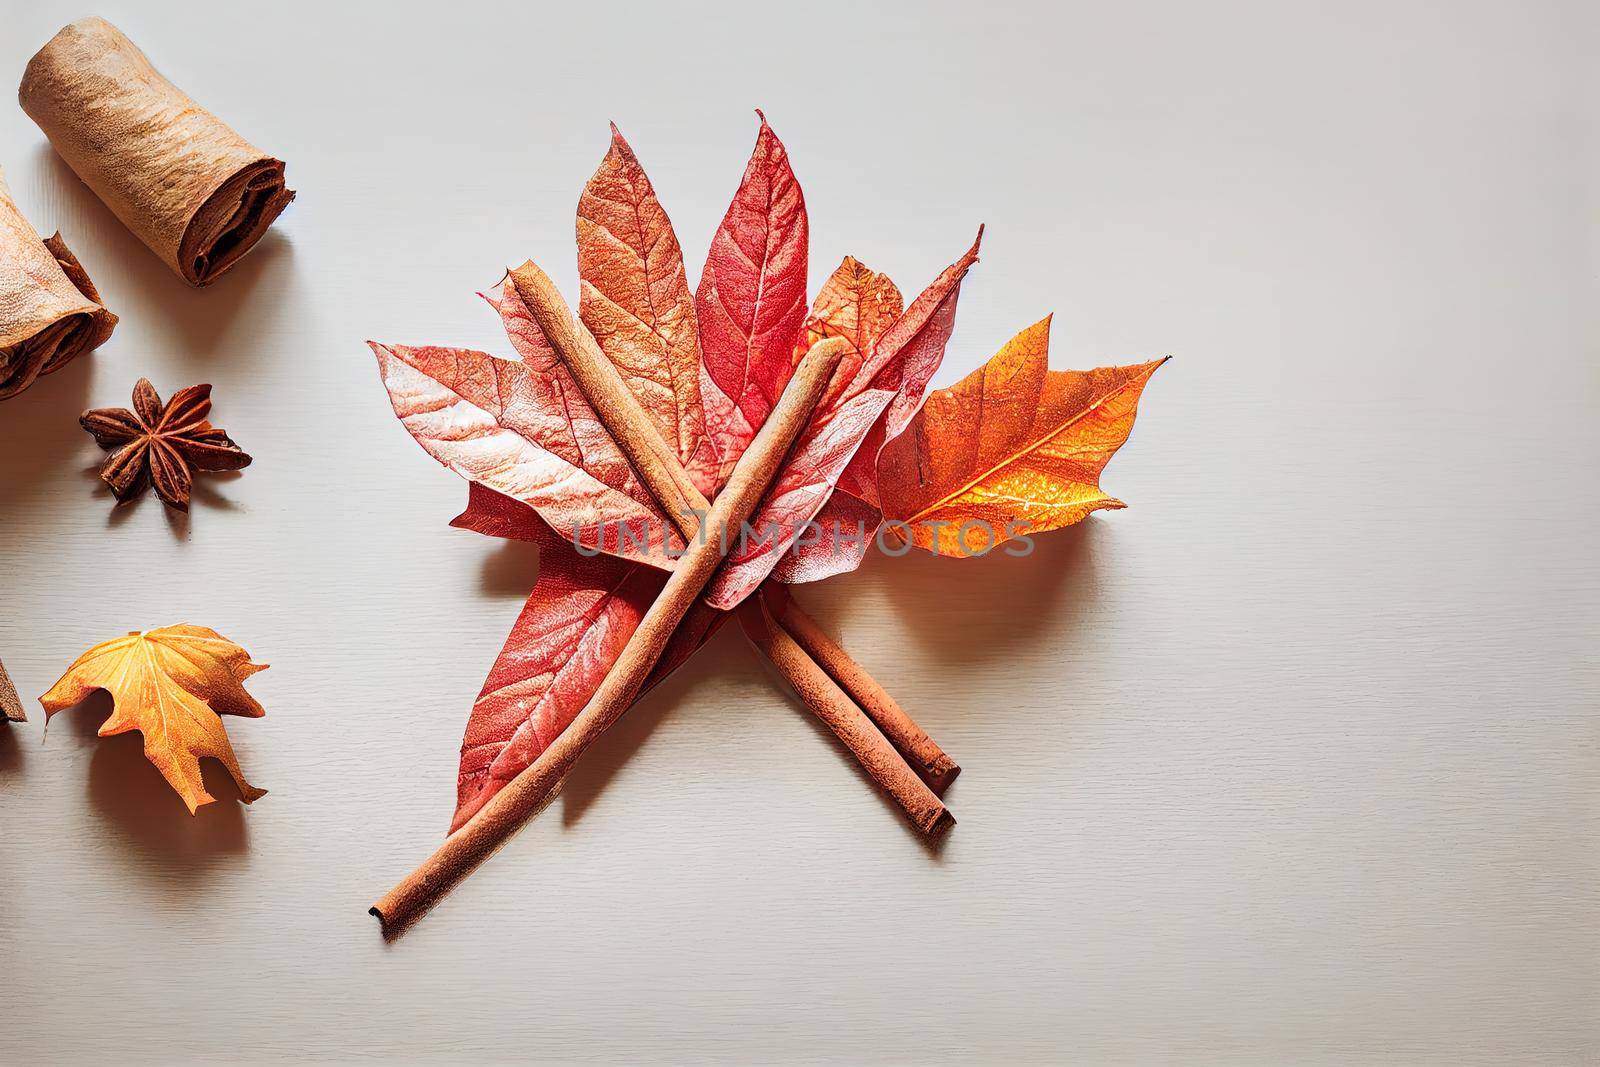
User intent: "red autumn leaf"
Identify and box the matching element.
[840,228,982,506]
[711,232,981,604]
[576,125,718,496]
[451,479,551,542]
[452,524,661,830]
[696,113,809,489]
[800,261,906,491]
[767,487,884,586]
[769,257,902,586]
[448,482,722,829]
[371,338,682,569]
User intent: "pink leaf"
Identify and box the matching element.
[705,232,981,606]
[769,486,883,585]
[870,226,983,439]
[371,340,679,569]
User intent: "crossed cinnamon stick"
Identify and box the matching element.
[371,266,958,932]
[510,264,958,810]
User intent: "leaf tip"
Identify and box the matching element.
[1140,355,1173,382]
[606,121,633,158]
[952,225,985,273]
[476,267,513,304]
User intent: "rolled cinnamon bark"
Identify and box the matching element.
[0,168,116,401]
[19,18,294,287]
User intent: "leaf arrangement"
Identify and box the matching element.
[371,114,1165,930]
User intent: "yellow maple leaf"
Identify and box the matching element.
[41,625,268,813]
[878,316,1166,557]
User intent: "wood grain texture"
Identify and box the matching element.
[1,1,1596,1063]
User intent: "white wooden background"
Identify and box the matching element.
[2,2,1595,1063]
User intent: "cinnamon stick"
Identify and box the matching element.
[0,659,24,723]
[738,594,952,834]
[763,584,960,795]
[0,168,116,401]
[511,261,960,805]
[20,18,294,286]
[509,262,704,529]
[371,338,847,934]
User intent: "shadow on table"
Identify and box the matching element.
[63,693,249,879]
[555,622,740,830]
[746,640,957,863]
[877,518,1103,665]
[89,464,249,541]
[476,536,543,599]
[0,356,93,508]
[0,725,23,774]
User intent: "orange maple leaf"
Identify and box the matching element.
[878,316,1167,557]
[40,625,268,813]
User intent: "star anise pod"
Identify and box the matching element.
[80,379,252,511]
